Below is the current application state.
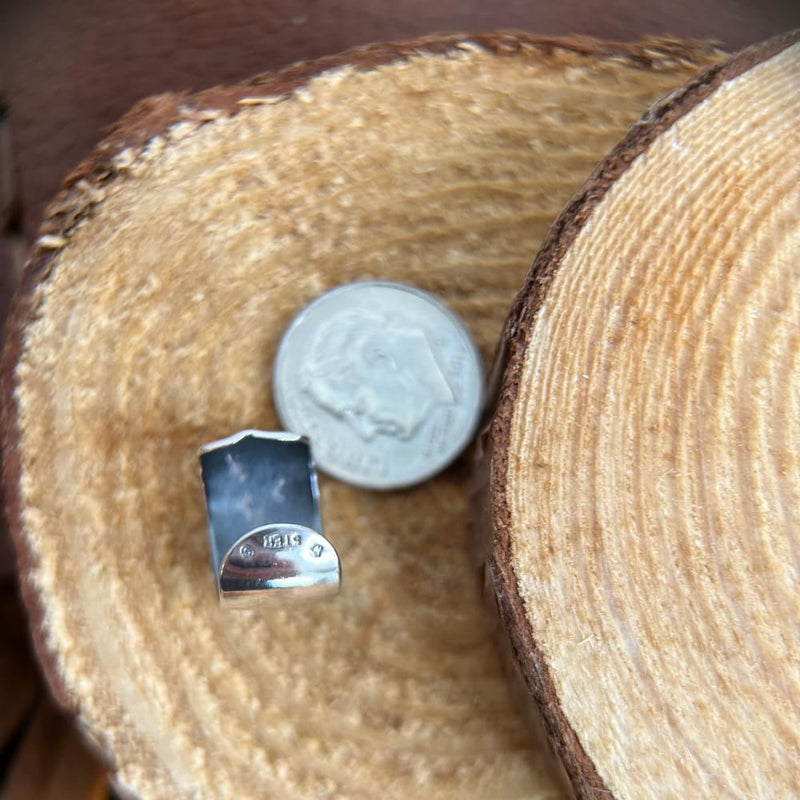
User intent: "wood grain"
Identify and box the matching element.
[1,0,797,241]
[483,31,800,798]
[2,35,724,799]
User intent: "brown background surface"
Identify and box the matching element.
[1,0,799,245]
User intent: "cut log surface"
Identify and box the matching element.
[483,32,800,799]
[1,34,724,800]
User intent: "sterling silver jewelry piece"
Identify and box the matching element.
[199,430,341,604]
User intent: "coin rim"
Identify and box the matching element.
[273,280,484,490]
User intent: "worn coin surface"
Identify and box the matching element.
[273,282,483,489]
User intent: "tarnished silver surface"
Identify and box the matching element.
[199,430,341,604]
[273,282,483,489]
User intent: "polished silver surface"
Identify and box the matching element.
[273,282,484,490]
[199,430,341,604]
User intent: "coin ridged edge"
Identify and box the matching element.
[273,281,484,490]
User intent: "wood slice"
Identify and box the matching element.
[1,34,724,799]
[481,31,800,799]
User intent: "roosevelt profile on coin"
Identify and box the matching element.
[299,308,456,441]
[274,281,483,489]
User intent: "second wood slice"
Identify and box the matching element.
[482,32,800,798]
[2,34,723,799]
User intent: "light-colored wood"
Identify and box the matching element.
[3,35,723,800]
[486,33,800,798]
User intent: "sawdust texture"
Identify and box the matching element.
[8,37,722,799]
[501,38,800,799]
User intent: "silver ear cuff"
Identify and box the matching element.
[199,430,341,605]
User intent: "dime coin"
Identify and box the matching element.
[273,282,483,489]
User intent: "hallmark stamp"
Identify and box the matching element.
[262,531,304,549]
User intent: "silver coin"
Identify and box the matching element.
[273,281,483,490]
